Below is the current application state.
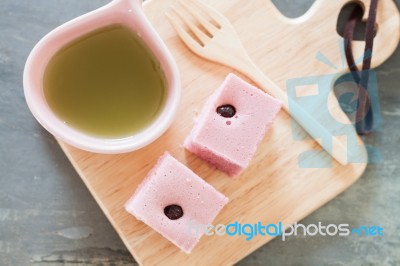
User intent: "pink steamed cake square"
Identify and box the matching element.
[124,153,228,254]
[184,73,282,176]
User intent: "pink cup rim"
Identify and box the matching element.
[23,0,181,154]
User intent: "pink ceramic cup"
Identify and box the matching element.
[23,0,181,154]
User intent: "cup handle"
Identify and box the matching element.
[111,0,143,10]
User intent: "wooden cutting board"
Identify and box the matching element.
[58,0,399,265]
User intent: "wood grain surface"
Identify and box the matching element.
[58,0,399,265]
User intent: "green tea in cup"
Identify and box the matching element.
[43,24,167,138]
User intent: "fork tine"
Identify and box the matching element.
[166,12,204,51]
[189,0,230,27]
[170,4,209,45]
[178,0,218,35]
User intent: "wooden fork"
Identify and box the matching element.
[166,0,349,165]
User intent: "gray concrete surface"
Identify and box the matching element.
[0,0,399,265]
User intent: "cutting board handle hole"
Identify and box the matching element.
[336,2,378,41]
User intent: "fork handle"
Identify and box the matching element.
[237,58,349,165]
